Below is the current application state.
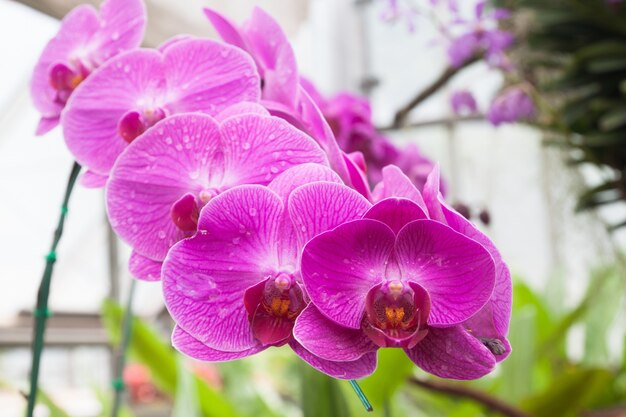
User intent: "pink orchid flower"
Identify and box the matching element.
[31,0,146,135]
[106,106,328,281]
[62,37,260,179]
[162,165,378,379]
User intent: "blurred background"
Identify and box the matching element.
[1,0,625,416]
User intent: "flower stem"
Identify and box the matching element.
[25,161,81,417]
[111,279,137,417]
[349,380,373,412]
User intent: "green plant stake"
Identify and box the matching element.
[349,380,373,412]
[26,162,81,417]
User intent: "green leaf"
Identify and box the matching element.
[36,389,71,417]
[522,368,615,417]
[172,354,200,417]
[101,299,244,417]
[599,107,626,131]
[300,364,351,417]
[359,348,415,407]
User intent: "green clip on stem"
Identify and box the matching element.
[26,162,81,417]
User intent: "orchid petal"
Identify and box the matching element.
[128,251,162,282]
[172,326,264,361]
[63,48,165,175]
[405,326,496,380]
[107,114,222,261]
[220,114,327,187]
[301,219,395,329]
[288,182,371,246]
[364,197,427,234]
[80,170,108,188]
[289,341,377,380]
[294,305,378,361]
[162,185,284,351]
[372,165,428,213]
[395,220,496,326]
[31,5,100,117]
[215,102,269,122]
[163,39,260,114]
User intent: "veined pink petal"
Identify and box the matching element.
[372,165,428,213]
[268,164,342,264]
[423,166,512,339]
[93,0,146,61]
[162,185,284,351]
[172,326,264,361]
[301,219,395,329]
[106,114,223,261]
[203,8,249,52]
[63,39,259,176]
[163,39,260,114]
[293,305,378,361]
[405,326,496,380]
[395,220,496,327]
[364,197,427,234]
[128,251,162,282]
[220,114,327,187]
[268,163,342,202]
[289,341,377,380]
[343,151,372,200]
[80,170,108,188]
[35,116,60,136]
[63,48,165,175]
[215,102,269,122]
[288,182,371,246]
[31,5,100,118]
[243,7,299,107]
[298,86,351,184]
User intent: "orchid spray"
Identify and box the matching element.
[28,1,512,414]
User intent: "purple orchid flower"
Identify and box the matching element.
[447,1,513,68]
[451,90,478,115]
[487,86,535,126]
[107,106,328,281]
[203,7,299,109]
[203,8,361,194]
[301,78,441,194]
[295,165,511,379]
[162,164,380,378]
[31,0,146,136]
[61,37,260,179]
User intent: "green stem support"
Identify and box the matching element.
[26,162,81,417]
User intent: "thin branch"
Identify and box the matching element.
[409,377,535,417]
[390,56,481,129]
[378,114,485,132]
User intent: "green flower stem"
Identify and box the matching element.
[111,279,137,417]
[349,379,373,412]
[26,161,81,417]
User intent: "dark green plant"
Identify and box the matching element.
[498,0,626,226]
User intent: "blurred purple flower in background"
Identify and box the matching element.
[450,90,478,115]
[30,0,146,135]
[446,1,513,68]
[487,86,535,126]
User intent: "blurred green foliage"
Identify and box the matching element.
[497,0,626,226]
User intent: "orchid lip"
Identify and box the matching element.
[118,107,167,143]
[363,280,431,349]
[243,272,304,347]
[48,61,90,104]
